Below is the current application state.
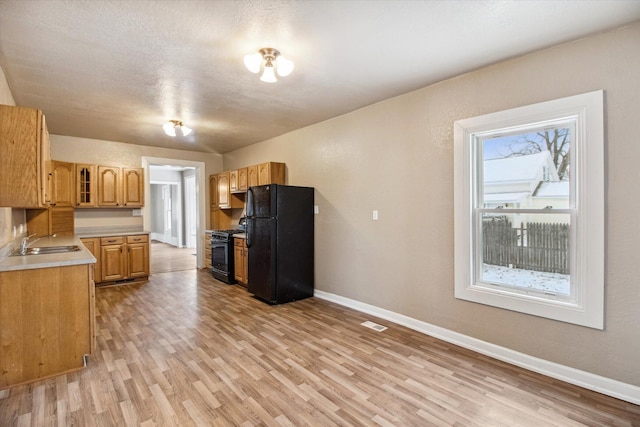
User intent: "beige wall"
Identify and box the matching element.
[224,23,640,386]
[51,135,223,228]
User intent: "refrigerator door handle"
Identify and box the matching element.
[247,187,254,218]
[246,218,253,248]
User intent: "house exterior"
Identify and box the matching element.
[483,151,569,225]
[1,21,639,400]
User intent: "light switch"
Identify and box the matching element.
[372,210,379,220]
[314,205,319,214]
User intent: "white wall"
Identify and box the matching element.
[223,23,640,387]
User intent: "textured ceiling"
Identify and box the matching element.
[1,1,639,154]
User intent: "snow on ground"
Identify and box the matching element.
[482,264,570,295]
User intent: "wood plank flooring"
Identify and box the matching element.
[1,269,639,426]
[150,241,196,274]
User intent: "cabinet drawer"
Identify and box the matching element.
[234,238,246,247]
[127,234,148,244]
[101,236,125,245]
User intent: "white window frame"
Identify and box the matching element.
[454,91,604,329]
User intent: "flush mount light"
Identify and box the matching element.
[244,48,294,83]
[163,120,192,137]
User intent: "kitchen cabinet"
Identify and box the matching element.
[76,164,97,207]
[230,168,248,193]
[122,167,144,207]
[217,171,231,208]
[80,237,101,281]
[127,235,149,278]
[99,234,149,283]
[230,170,239,193]
[204,231,212,269]
[247,165,258,188]
[98,166,122,207]
[26,207,74,237]
[234,237,248,286]
[209,174,218,208]
[49,160,75,207]
[0,263,94,388]
[96,166,144,207]
[258,162,285,186]
[0,105,51,208]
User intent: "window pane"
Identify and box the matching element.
[478,213,570,296]
[481,128,571,209]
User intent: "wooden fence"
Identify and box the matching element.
[482,219,569,274]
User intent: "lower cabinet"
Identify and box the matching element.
[82,234,149,284]
[204,231,212,269]
[234,237,248,286]
[0,263,94,388]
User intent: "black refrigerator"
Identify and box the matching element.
[246,184,314,304]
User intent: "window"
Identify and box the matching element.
[454,91,604,329]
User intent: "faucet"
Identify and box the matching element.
[19,233,37,255]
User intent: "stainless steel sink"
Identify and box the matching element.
[11,245,81,256]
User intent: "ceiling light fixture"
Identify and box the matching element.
[244,48,294,83]
[163,120,192,137]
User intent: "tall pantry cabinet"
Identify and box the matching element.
[0,105,51,208]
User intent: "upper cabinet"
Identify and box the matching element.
[76,164,97,207]
[0,105,51,208]
[95,165,144,208]
[49,160,75,207]
[122,168,144,207]
[258,162,285,186]
[98,166,122,207]
[247,165,258,188]
[209,174,218,208]
[217,171,231,208]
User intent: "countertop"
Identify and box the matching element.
[0,235,96,272]
[234,233,247,239]
[75,227,150,239]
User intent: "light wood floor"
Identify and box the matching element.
[1,269,638,426]
[150,241,197,274]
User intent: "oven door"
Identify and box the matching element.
[211,240,229,273]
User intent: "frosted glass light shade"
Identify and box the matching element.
[163,121,176,136]
[180,125,192,136]
[276,56,294,77]
[260,65,277,83]
[244,52,263,73]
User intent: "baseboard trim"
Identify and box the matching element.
[313,289,640,405]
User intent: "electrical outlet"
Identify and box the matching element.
[372,210,379,220]
[314,205,319,214]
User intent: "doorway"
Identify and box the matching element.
[143,157,206,272]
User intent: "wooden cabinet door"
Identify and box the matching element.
[217,172,230,208]
[257,162,285,186]
[237,168,248,192]
[81,237,101,283]
[98,166,122,207]
[247,165,258,188]
[127,243,149,278]
[0,105,50,208]
[101,244,126,281]
[209,174,218,208]
[49,161,75,207]
[229,170,239,192]
[234,239,246,283]
[123,167,144,207]
[76,164,96,207]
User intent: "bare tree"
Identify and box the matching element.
[506,128,570,180]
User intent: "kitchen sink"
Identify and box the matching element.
[11,245,81,256]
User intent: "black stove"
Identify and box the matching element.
[210,228,245,284]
